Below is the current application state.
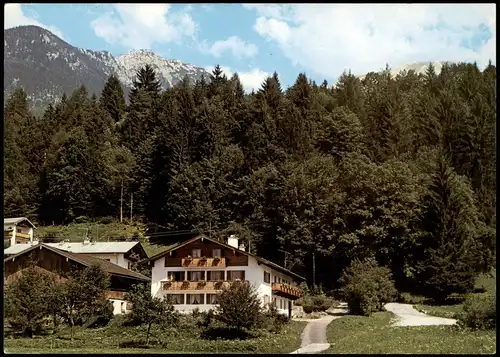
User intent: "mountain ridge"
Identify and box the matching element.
[4,25,210,109]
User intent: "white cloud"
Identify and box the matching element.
[90,4,197,49]
[244,4,496,80]
[4,4,65,39]
[204,65,269,93]
[199,36,258,58]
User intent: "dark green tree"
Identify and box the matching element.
[416,154,485,301]
[4,262,59,337]
[101,74,126,123]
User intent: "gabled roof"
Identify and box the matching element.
[4,243,149,282]
[4,241,145,257]
[45,241,141,254]
[4,217,37,229]
[4,243,36,256]
[146,235,305,281]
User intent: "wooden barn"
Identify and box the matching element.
[4,243,150,315]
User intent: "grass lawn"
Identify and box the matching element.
[323,312,496,354]
[413,304,463,319]
[4,347,185,354]
[4,320,307,354]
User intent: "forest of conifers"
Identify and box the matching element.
[4,62,496,292]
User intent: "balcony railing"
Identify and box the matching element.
[272,283,302,299]
[161,280,243,291]
[181,257,226,268]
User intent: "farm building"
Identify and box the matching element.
[4,243,150,315]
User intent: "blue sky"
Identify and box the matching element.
[5,4,497,91]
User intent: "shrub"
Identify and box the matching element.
[397,292,427,305]
[109,313,128,327]
[309,284,325,296]
[4,265,58,337]
[263,303,289,333]
[340,257,397,316]
[98,216,117,224]
[297,294,336,313]
[74,216,90,224]
[214,281,263,334]
[83,300,114,328]
[457,294,496,330]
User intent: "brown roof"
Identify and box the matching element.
[146,235,305,281]
[4,243,149,282]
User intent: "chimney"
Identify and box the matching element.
[83,237,90,245]
[227,235,239,249]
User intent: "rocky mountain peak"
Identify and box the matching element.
[4,25,210,110]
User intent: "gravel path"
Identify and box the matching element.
[290,303,348,354]
[384,303,457,327]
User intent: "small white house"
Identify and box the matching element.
[146,235,304,318]
[4,217,37,247]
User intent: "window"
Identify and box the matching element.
[121,302,126,313]
[280,299,283,309]
[264,271,271,284]
[227,270,245,281]
[168,294,185,305]
[187,294,204,305]
[187,271,204,281]
[273,275,277,283]
[167,271,185,281]
[212,248,221,258]
[192,249,201,258]
[206,293,219,304]
[207,271,224,281]
[127,261,132,270]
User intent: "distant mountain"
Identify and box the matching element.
[356,61,451,80]
[4,25,210,109]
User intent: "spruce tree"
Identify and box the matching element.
[416,154,484,301]
[130,64,161,98]
[101,74,126,123]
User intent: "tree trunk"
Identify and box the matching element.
[53,314,58,332]
[130,192,133,223]
[70,315,74,341]
[312,251,316,287]
[120,178,124,223]
[146,323,152,345]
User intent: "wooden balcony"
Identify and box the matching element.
[7,231,31,240]
[181,257,226,268]
[161,280,239,291]
[272,283,302,300]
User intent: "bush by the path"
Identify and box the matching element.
[340,257,397,316]
[457,294,496,330]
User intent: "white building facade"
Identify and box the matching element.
[148,235,303,317]
[4,217,36,247]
